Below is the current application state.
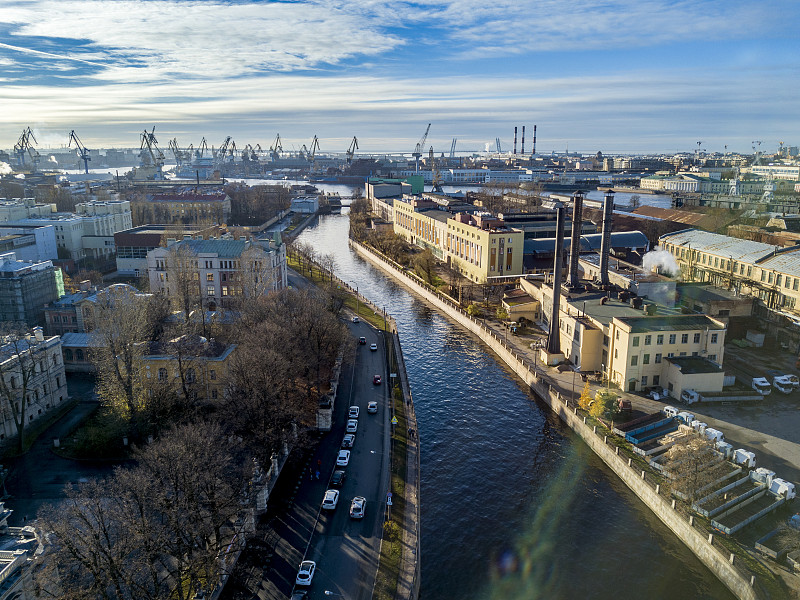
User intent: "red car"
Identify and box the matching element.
[358,337,366,345]
[373,375,382,385]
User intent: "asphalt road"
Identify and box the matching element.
[300,320,390,599]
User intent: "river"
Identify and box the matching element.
[295,212,733,600]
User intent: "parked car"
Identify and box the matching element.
[370,343,378,351]
[331,469,347,487]
[341,433,355,448]
[352,316,359,323]
[367,401,378,413]
[346,419,358,433]
[358,336,367,345]
[648,386,665,401]
[295,561,316,586]
[322,489,339,510]
[373,375,382,385]
[350,496,366,519]
[336,450,350,466]
[348,406,360,419]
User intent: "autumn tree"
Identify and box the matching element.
[589,389,620,420]
[579,381,593,410]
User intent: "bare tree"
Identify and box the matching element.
[661,436,731,503]
[413,248,437,285]
[164,243,202,319]
[89,286,168,425]
[0,326,58,453]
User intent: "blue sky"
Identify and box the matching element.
[0,0,798,155]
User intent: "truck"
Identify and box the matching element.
[733,448,756,468]
[751,377,772,396]
[772,375,795,394]
[680,388,764,405]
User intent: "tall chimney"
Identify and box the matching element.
[599,192,614,286]
[532,125,537,156]
[521,126,525,154]
[513,127,518,155]
[546,203,566,355]
[568,191,584,288]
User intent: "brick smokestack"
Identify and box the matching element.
[546,203,566,355]
[568,191,584,288]
[599,192,614,286]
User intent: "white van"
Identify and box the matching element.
[662,406,679,418]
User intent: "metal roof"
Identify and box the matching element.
[524,231,649,255]
[177,239,249,257]
[617,314,726,333]
[659,229,791,264]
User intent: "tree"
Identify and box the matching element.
[589,389,619,420]
[466,303,482,317]
[661,436,730,503]
[164,243,202,318]
[495,306,509,321]
[629,194,641,210]
[413,248,437,285]
[89,285,168,428]
[0,327,59,453]
[579,381,593,410]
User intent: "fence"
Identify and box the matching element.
[349,238,765,600]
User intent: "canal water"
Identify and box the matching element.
[296,211,733,600]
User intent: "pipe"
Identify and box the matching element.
[546,204,566,355]
[569,191,584,288]
[533,125,537,156]
[600,192,614,286]
[521,126,525,154]
[513,127,518,155]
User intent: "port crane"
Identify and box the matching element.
[196,137,208,159]
[167,138,193,168]
[429,146,444,193]
[751,140,763,166]
[139,127,165,179]
[67,130,92,174]
[346,136,359,163]
[412,123,431,172]
[13,127,40,169]
[495,138,502,153]
[270,134,283,161]
[449,138,457,159]
[309,135,320,162]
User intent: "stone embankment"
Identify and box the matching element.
[349,238,762,600]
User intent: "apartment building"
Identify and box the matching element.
[660,229,800,315]
[147,237,287,309]
[0,252,62,326]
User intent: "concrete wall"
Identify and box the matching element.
[350,239,761,600]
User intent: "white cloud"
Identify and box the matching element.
[0,0,403,80]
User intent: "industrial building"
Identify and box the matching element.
[114,224,222,276]
[135,192,231,224]
[393,197,525,282]
[660,229,800,317]
[0,252,62,326]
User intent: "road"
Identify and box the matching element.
[300,319,390,599]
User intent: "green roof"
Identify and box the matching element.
[665,356,723,374]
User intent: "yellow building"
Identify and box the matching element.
[393,198,525,283]
[139,335,235,402]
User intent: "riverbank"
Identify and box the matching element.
[349,238,774,600]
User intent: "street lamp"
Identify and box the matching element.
[572,369,577,406]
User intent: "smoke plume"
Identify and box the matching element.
[642,248,679,278]
[0,162,11,176]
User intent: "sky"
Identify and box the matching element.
[0,0,798,155]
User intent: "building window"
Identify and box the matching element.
[643,354,650,365]
[710,333,718,343]
[64,349,73,361]
[669,334,676,344]
[641,376,648,386]
[769,272,774,284]
[693,333,700,343]
[654,353,662,364]
[211,389,218,399]
[210,369,216,380]
[644,335,651,345]
[667,352,675,358]
[207,273,214,282]
[207,286,215,296]
[653,375,660,385]
[158,368,167,381]
[708,354,717,362]
[680,351,687,356]
[656,334,664,345]
[630,355,638,366]
[681,334,689,344]
[786,277,792,289]
[186,368,196,383]
[632,336,640,347]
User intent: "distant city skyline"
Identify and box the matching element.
[0,0,797,155]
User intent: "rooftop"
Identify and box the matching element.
[660,229,799,264]
[617,314,726,333]
[169,239,249,258]
[665,356,724,374]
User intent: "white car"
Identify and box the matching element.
[352,316,359,323]
[350,496,366,519]
[322,489,339,510]
[370,343,378,351]
[336,449,350,466]
[348,406,360,419]
[341,433,355,448]
[295,560,316,586]
[367,401,378,414]
[346,419,358,433]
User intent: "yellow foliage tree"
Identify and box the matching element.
[579,381,593,410]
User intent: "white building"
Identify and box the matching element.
[1,200,132,260]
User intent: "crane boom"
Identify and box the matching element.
[412,123,431,172]
[346,136,359,163]
[13,127,38,168]
[68,130,92,174]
